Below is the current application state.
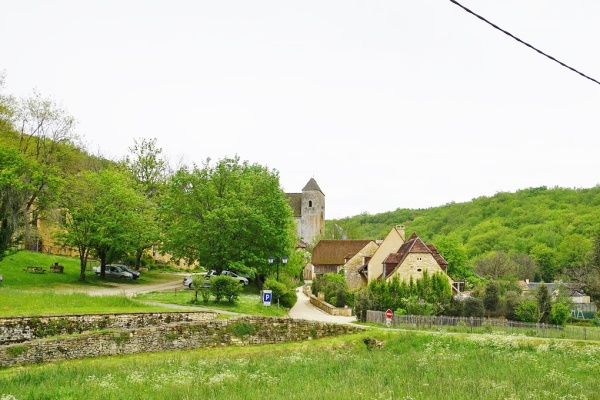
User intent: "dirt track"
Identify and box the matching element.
[63,278,184,297]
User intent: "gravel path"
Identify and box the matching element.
[61,278,184,297]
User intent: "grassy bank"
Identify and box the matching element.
[1,330,598,399]
[136,290,289,317]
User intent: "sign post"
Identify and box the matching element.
[262,290,272,306]
[385,309,393,327]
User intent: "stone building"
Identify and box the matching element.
[286,178,325,246]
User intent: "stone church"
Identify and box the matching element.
[286,178,325,246]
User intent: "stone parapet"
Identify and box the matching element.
[309,295,352,316]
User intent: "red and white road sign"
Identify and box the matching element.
[385,309,393,319]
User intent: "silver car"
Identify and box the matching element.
[94,265,133,280]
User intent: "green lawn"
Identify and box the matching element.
[1,330,598,399]
[136,290,289,317]
[0,251,183,316]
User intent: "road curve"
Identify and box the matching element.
[288,285,357,325]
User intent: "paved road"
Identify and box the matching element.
[288,285,357,325]
[65,277,358,324]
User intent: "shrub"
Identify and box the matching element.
[210,276,242,303]
[549,302,571,326]
[463,297,484,318]
[354,287,375,322]
[227,322,257,337]
[515,300,538,323]
[264,279,297,308]
[503,291,522,321]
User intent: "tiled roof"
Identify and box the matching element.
[303,178,324,195]
[379,233,448,279]
[312,240,373,265]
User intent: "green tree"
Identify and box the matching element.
[435,236,470,280]
[483,280,500,316]
[160,156,296,277]
[535,284,552,323]
[58,169,144,281]
[0,147,38,259]
[530,244,559,282]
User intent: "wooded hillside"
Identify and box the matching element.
[329,186,600,284]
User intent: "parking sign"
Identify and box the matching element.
[262,290,272,306]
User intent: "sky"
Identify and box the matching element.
[2,1,599,219]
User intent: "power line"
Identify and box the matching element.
[449,0,600,86]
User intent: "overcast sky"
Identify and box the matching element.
[2,1,599,219]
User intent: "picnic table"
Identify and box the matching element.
[23,266,46,274]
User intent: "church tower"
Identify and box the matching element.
[286,178,325,245]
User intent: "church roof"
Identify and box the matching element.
[303,178,324,195]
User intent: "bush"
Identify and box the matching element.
[549,302,571,326]
[311,273,350,308]
[210,275,242,303]
[463,297,484,318]
[515,299,538,322]
[264,278,297,308]
[354,287,376,322]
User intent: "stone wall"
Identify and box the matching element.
[0,316,363,367]
[309,295,353,316]
[0,312,216,345]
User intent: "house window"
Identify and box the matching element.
[308,200,313,207]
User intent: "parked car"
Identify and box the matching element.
[220,270,249,285]
[110,264,141,279]
[93,265,133,280]
[183,273,211,289]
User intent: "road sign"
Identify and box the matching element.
[385,309,393,319]
[262,290,272,306]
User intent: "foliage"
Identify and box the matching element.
[57,168,146,281]
[0,147,38,259]
[353,287,376,322]
[482,280,500,315]
[209,275,242,303]
[311,273,350,307]
[515,300,538,323]
[463,297,484,317]
[535,284,552,323]
[549,302,571,326]
[160,156,297,276]
[330,186,600,285]
[365,271,452,316]
[264,278,297,308]
[227,322,257,337]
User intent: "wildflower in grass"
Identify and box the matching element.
[1,395,19,400]
[208,370,235,385]
[127,371,145,384]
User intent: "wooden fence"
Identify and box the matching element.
[366,311,600,341]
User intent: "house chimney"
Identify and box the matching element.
[396,225,405,241]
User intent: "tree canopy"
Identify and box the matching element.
[160,156,297,276]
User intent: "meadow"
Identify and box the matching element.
[0,251,181,316]
[1,330,598,400]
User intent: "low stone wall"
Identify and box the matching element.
[0,316,364,367]
[309,295,353,317]
[0,312,216,345]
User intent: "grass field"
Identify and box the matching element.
[1,330,598,400]
[0,251,182,316]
